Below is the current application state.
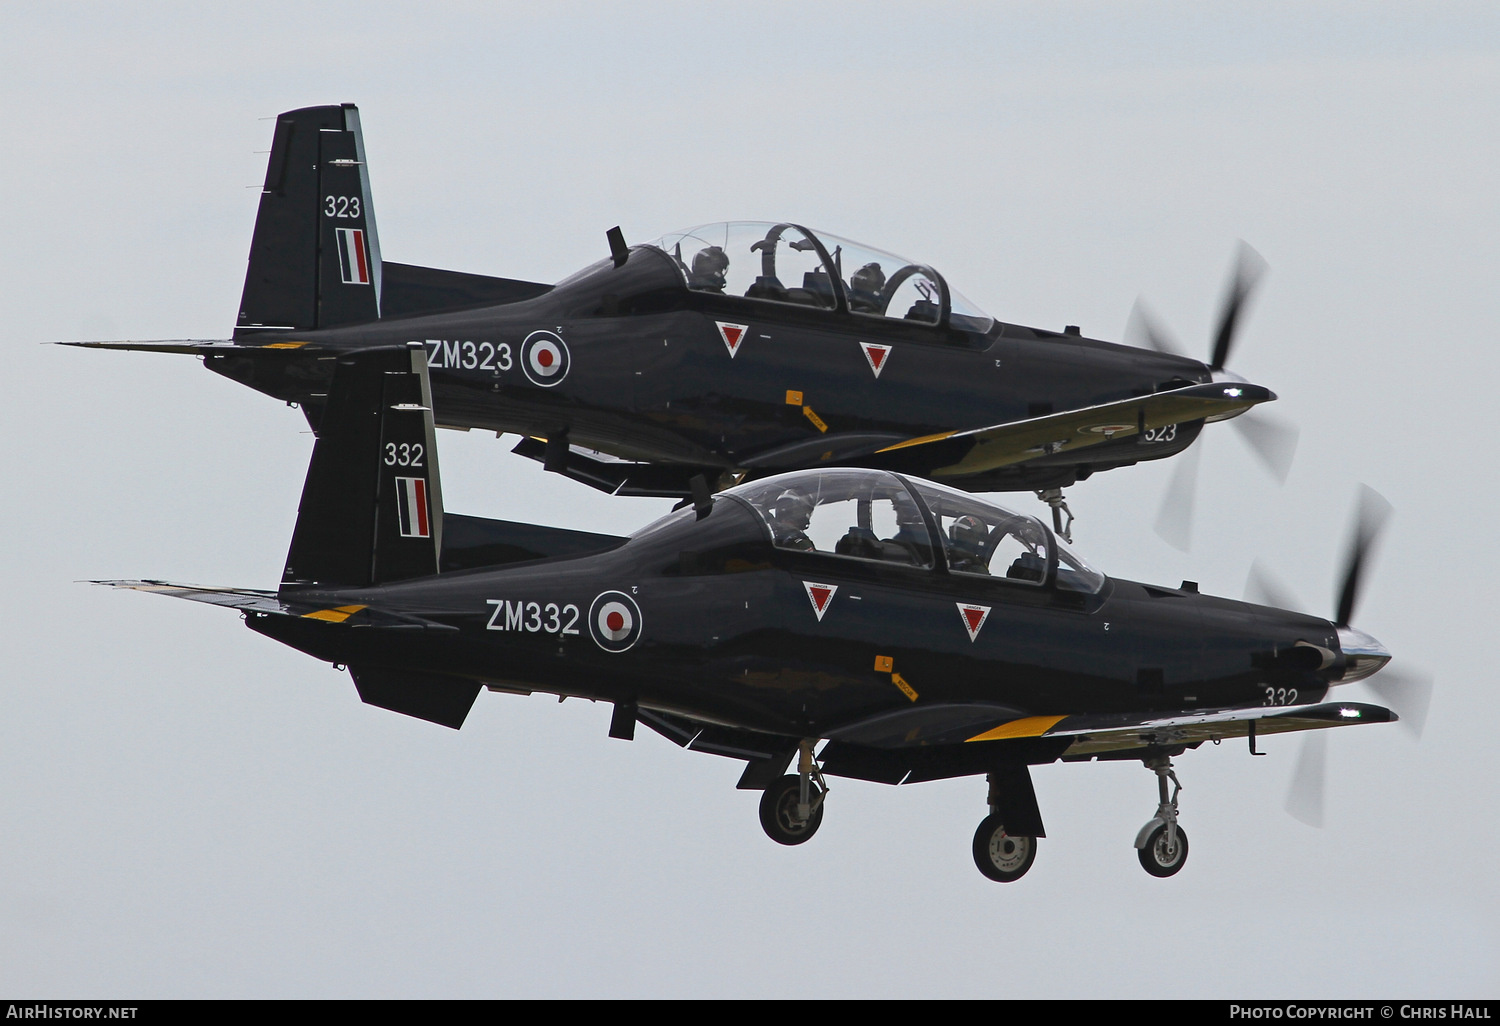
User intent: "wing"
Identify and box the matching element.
[877,380,1274,477]
[964,701,1396,758]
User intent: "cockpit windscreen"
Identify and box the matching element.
[650,222,994,333]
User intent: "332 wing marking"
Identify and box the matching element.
[963,701,1395,756]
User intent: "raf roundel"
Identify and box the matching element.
[588,590,642,653]
[520,330,571,387]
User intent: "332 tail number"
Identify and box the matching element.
[384,442,424,467]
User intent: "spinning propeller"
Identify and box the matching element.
[1242,486,1433,827]
[1127,242,1300,551]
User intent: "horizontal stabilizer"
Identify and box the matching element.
[95,580,456,631]
[60,339,239,355]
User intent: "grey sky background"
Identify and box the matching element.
[2,1,1496,998]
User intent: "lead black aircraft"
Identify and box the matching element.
[101,345,1401,881]
[73,103,1290,537]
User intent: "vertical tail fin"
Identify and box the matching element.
[236,103,383,336]
[281,346,442,588]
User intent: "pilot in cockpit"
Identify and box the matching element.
[847,261,886,314]
[687,246,729,293]
[883,494,929,564]
[769,489,816,551]
[947,515,990,574]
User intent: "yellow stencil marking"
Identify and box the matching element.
[892,672,918,702]
[302,604,367,623]
[965,715,1067,743]
[785,390,803,406]
[262,342,308,350]
[877,430,957,453]
[874,655,894,673]
[803,406,829,433]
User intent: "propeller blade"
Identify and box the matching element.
[1284,731,1327,828]
[1231,411,1298,484]
[1244,558,1302,613]
[1334,485,1393,627]
[1209,241,1268,372]
[1153,440,1202,552]
[1125,298,1186,358]
[1365,668,1433,739]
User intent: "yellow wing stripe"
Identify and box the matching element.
[877,430,958,453]
[965,715,1068,743]
[301,604,367,623]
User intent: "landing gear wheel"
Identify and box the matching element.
[1138,823,1189,877]
[971,814,1037,882]
[758,774,824,845]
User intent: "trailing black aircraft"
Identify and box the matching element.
[101,345,1407,881]
[70,103,1294,537]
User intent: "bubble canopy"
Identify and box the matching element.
[648,222,995,334]
[635,468,1105,593]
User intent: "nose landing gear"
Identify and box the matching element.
[1134,754,1189,877]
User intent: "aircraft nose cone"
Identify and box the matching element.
[1336,625,1391,683]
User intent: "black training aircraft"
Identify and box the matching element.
[71,103,1291,537]
[101,345,1402,881]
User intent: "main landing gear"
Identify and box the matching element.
[1134,754,1189,877]
[758,740,828,845]
[970,768,1042,882]
[971,816,1037,882]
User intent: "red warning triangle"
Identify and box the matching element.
[717,321,748,358]
[956,602,990,642]
[860,342,891,378]
[803,581,838,621]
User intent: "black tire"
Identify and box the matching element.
[1138,823,1189,877]
[971,814,1037,882]
[758,774,824,845]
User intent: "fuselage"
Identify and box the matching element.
[252,486,1343,741]
[212,244,1213,493]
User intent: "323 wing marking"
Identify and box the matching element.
[878,381,1274,477]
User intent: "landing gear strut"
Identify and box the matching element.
[1134,754,1189,877]
[758,740,827,845]
[971,769,1040,882]
[1036,488,1075,543]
